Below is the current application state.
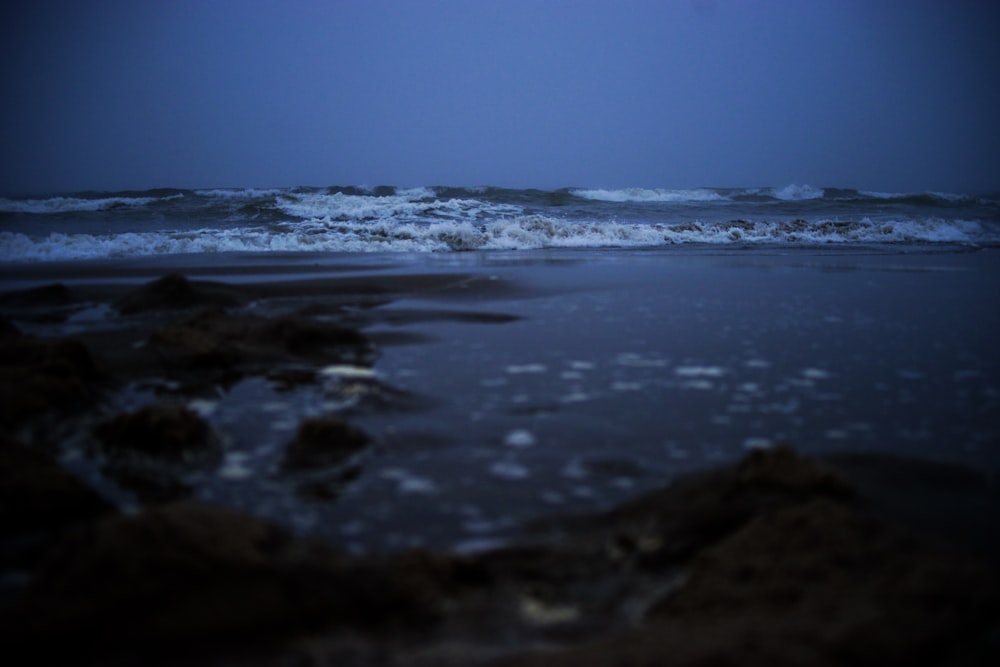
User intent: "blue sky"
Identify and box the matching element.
[2,0,998,194]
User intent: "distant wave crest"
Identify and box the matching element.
[571,188,729,203]
[770,184,824,201]
[0,193,183,214]
[273,191,522,223]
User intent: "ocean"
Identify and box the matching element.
[2,184,999,552]
[2,184,999,259]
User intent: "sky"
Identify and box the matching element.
[1,0,999,195]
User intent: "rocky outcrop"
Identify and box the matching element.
[0,436,115,571]
[0,502,446,663]
[1,447,997,667]
[148,309,371,372]
[114,273,242,314]
[280,418,369,472]
[0,333,105,428]
[91,405,222,503]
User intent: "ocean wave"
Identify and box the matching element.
[770,184,824,201]
[193,187,286,199]
[857,189,975,205]
[274,191,522,223]
[0,217,985,262]
[571,188,729,203]
[393,186,437,200]
[0,193,184,214]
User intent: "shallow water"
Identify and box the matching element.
[4,246,999,552]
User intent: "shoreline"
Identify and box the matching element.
[2,247,999,663]
[2,247,999,548]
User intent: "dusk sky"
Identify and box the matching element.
[2,0,999,196]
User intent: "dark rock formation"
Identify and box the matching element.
[92,405,221,503]
[498,497,998,667]
[93,405,219,464]
[0,447,996,667]
[0,283,74,308]
[280,418,371,500]
[148,309,371,372]
[280,418,369,472]
[114,273,242,314]
[0,435,115,571]
[0,503,444,663]
[0,335,105,428]
[0,319,19,339]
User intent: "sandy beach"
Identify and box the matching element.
[2,246,999,664]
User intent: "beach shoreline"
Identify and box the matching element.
[2,246,999,548]
[2,246,999,663]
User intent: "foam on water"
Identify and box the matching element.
[2,183,996,261]
[0,214,989,261]
[274,191,520,223]
[771,184,824,200]
[572,187,729,203]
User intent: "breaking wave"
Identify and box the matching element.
[770,184,825,201]
[571,188,729,203]
[0,216,986,262]
[0,192,184,214]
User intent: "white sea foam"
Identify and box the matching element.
[489,461,530,480]
[572,187,728,203]
[771,184,824,200]
[0,214,986,262]
[394,186,437,199]
[503,429,537,448]
[274,191,520,223]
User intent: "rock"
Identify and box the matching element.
[0,284,83,325]
[147,318,237,370]
[655,498,997,665]
[494,500,999,667]
[0,503,445,662]
[92,405,221,504]
[735,444,853,496]
[93,405,219,464]
[0,336,105,428]
[280,418,369,472]
[0,436,115,570]
[148,309,371,372]
[1,446,996,667]
[0,319,19,339]
[114,273,242,314]
[0,283,74,308]
[280,419,370,500]
[586,445,855,567]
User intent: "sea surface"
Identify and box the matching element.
[2,184,999,552]
[2,184,999,259]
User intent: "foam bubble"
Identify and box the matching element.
[675,365,726,378]
[611,381,643,391]
[744,437,775,450]
[503,429,537,448]
[319,365,377,379]
[0,213,987,263]
[397,477,438,495]
[506,363,547,374]
[489,461,531,480]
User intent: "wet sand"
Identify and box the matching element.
[1,246,999,664]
